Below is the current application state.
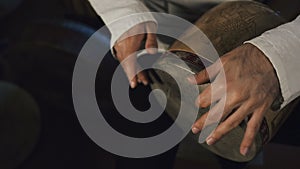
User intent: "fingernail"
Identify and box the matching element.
[192,127,200,134]
[187,76,196,84]
[206,137,215,145]
[130,81,136,88]
[241,147,249,156]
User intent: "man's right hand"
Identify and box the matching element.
[114,21,158,88]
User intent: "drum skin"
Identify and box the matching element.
[150,1,299,162]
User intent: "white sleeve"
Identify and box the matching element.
[246,15,300,108]
[88,0,156,49]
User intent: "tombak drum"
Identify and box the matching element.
[150,1,298,162]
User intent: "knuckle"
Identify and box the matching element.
[194,114,208,128]
[246,99,258,110]
[212,130,224,140]
[227,92,242,107]
[232,121,241,128]
[231,90,241,101]
[199,89,212,108]
[193,120,203,129]
[199,99,209,108]
[227,120,240,129]
[211,122,237,140]
[138,74,146,80]
[197,70,208,79]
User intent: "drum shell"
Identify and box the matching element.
[150,1,297,162]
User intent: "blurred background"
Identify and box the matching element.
[0,0,299,169]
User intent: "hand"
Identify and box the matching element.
[114,21,157,88]
[188,44,280,156]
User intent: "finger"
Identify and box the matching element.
[192,112,208,134]
[195,90,246,134]
[187,60,222,85]
[120,54,138,88]
[216,88,249,120]
[135,64,149,85]
[145,33,158,54]
[204,100,256,145]
[196,78,226,108]
[115,35,144,88]
[145,22,158,54]
[240,105,267,156]
[192,98,226,134]
[137,71,149,86]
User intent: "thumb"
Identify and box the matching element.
[145,33,158,54]
[120,54,138,88]
[145,23,158,54]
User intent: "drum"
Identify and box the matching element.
[150,1,298,162]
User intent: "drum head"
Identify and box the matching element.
[149,51,262,162]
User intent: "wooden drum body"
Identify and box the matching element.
[150,1,298,162]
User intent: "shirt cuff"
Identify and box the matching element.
[88,0,156,57]
[245,15,300,109]
[107,13,157,51]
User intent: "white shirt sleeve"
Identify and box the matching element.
[246,15,300,108]
[88,0,156,49]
